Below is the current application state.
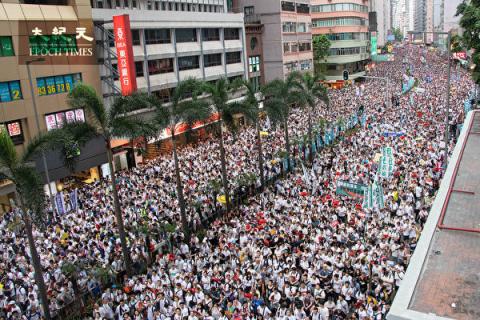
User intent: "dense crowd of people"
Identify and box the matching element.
[0,44,475,320]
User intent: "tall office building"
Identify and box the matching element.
[92,0,248,106]
[0,0,106,213]
[370,0,391,46]
[414,0,434,42]
[232,0,313,82]
[311,0,370,82]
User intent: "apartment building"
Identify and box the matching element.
[370,0,391,47]
[0,0,106,213]
[233,0,313,82]
[311,0,370,81]
[91,0,248,105]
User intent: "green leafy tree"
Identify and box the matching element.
[450,34,464,53]
[0,131,58,319]
[313,35,331,76]
[228,80,265,188]
[262,72,303,167]
[66,84,156,275]
[153,78,210,238]
[202,78,245,211]
[392,28,403,42]
[295,72,329,164]
[456,1,480,83]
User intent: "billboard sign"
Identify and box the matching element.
[387,34,395,42]
[453,52,467,60]
[113,14,137,96]
[371,33,378,56]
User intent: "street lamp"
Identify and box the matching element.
[407,30,451,169]
[25,58,57,220]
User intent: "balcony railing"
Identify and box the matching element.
[244,14,262,25]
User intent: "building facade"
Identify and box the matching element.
[369,0,391,47]
[233,0,313,82]
[414,0,434,42]
[311,0,370,81]
[0,0,106,213]
[91,0,247,106]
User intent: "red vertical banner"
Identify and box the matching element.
[113,14,137,96]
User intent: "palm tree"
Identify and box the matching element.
[262,72,302,170]
[152,78,210,238]
[295,72,329,164]
[230,80,265,189]
[201,78,245,211]
[66,84,156,275]
[0,131,56,319]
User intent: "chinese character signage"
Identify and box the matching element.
[2,120,24,145]
[113,14,137,96]
[336,180,367,199]
[371,32,377,56]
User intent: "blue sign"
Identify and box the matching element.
[387,35,395,41]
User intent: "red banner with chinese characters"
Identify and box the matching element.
[113,14,137,96]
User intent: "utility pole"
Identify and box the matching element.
[26,58,58,220]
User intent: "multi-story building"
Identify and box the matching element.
[233,0,313,82]
[91,0,248,106]
[414,0,434,42]
[311,0,370,82]
[0,0,106,213]
[243,14,264,91]
[370,0,391,47]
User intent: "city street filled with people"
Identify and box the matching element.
[0,44,475,320]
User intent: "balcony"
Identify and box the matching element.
[244,14,261,25]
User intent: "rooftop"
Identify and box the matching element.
[388,110,480,320]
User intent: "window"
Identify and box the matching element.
[244,6,254,15]
[134,61,144,77]
[296,3,310,14]
[204,54,222,67]
[45,108,85,131]
[202,29,220,41]
[325,32,369,41]
[248,56,260,73]
[176,29,197,43]
[328,46,368,56]
[37,73,82,96]
[178,56,200,70]
[281,1,295,11]
[131,30,141,46]
[224,28,240,40]
[300,60,312,70]
[154,88,173,103]
[299,42,311,51]
[1,120,24,145]
[297,23,307,33]
[0,37,14,57]
[312,17,367,28]
[285,62,298,73]
[0,81,22,102]
[148,58,174,75]
[312,3,368,13]
[250,76,261,92]
[226,51,241,64]
[145,29,171,44]
[282,22,296,33]
[250,37,258,50]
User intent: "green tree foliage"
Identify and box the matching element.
[313,35,331,76]
[392,28,403,42]
[456,0,480,83]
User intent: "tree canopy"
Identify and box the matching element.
[456,0,480,83]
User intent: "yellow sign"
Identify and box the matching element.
[260,131,269,137]
[217,195,228,204]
